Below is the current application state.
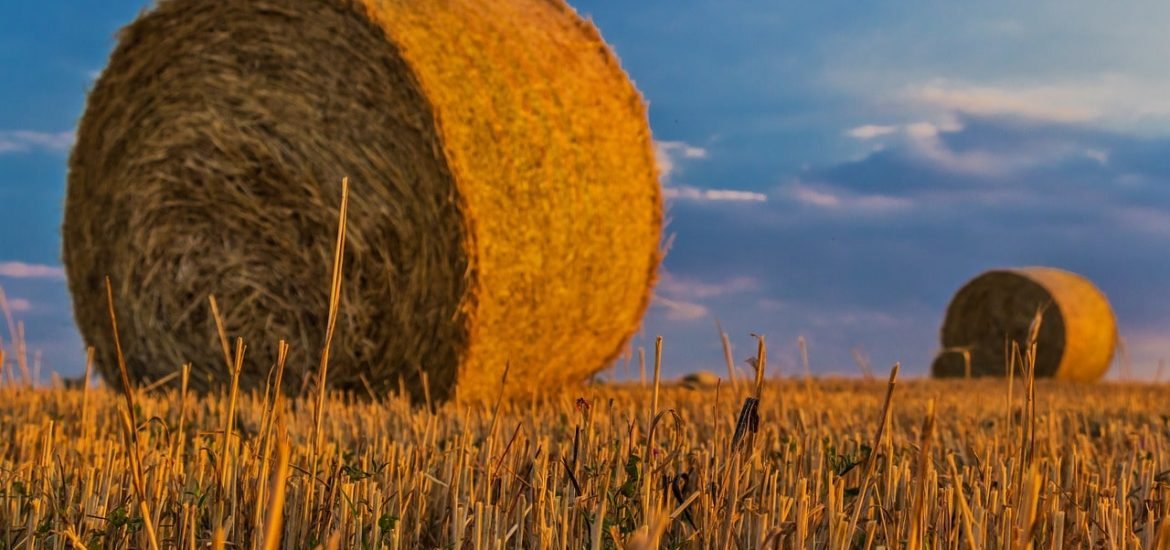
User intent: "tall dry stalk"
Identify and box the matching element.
[208,294,234,374]
[105,277,161,550]
[218,339,244,490]
[307,177,350,535]
[79,347,94,440]
[261,438,291,550]
[715,319,738,390]
[907,398,935,550]
[0,285,30,386]
[844,363,900,545]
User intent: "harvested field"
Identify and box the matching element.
[1,358,1168,548]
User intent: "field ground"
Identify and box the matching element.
[1,368,1169,549]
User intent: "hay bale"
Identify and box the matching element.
[678,371,721,389]
[63,0,662,402]
[931,267,1116,382]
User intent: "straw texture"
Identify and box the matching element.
[931,267,1116,382]
[63,0,662,402]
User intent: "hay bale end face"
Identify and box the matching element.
[64,0,662,402]
[931,267,1116,382]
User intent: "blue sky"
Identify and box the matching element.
[3,0,1170,381]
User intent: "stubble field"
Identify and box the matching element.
[1,348,1168,549]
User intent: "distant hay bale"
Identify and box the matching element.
[63,0,662,402]
[931,267,1116,382]
[678,371,721,389]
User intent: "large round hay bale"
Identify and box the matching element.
[930,267,1116,382]
[63,0,662,402]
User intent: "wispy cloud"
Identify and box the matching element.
[908,120,1090,177]
[902,121,1022,177]
[7,298,31,313]
[846,125,899,140]
[789,184,841,208]
[910,81,1098,124]
[906,76,1170,130]
[651,296,710,321]
[0,262,66,280]
[1107,205,1170,236]
[0,130,75,155]
[785,182,912,212]
[843,118,1084,178]
[655,140,709,182]
[658,273,760,299]
[654,140,767,203]
[651,273,762,322]
[663,185,767,203]
[803,309,907,329]
[1084,148,1110,165]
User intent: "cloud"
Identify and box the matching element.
[658,272,759,299]
[655,140,709,181]
[651,296,709,321]
[901,121,1022,177]
[785,182,912,213]
[905,76,1170,132]
[802,309,908,329]
[6,298,31,313]
[1107,206,1170,236]
[910,81,1099,124]
[654,140,768,204]
[0,130,75,155]
[663,185,767,203]
[811,117,1125,212]
[838,118,1087,178]
[789,184,840,208]
[0,262,66,280]
[650,273,762,323]
[847,125,899,140]
[1084,148,1110,165]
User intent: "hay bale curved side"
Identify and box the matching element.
[362,0,663,399]
[63,0,661,402]
[1017,268,1117,382]
[931,267,1116,382]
